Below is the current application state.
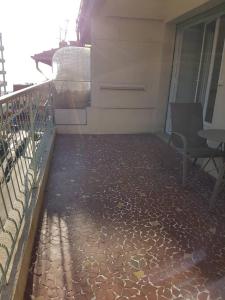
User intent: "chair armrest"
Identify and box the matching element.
[169,131,188,152]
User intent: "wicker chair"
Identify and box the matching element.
[169,103,224,185]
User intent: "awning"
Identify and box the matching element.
[31,48,58,66]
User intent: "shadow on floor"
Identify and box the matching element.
[25,134,225,300]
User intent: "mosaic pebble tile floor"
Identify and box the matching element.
[25,134,225,300]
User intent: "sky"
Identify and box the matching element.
[0,0,81,91]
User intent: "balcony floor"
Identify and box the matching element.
[25,134,225,300]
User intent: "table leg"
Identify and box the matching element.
[209,160,225,209]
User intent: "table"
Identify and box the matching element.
[198,129,225,208]
[198,128,225,166]
[198,129,225,145]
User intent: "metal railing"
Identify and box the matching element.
[0,81,55,292]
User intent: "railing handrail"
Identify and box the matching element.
[0,80,53,104]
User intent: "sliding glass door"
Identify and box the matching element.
[204,16,225,123]
[167,14,225,131]
[195,20,216,107]
[176,23,204,103]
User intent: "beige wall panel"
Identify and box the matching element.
[166,0,225,21]
[98,0,225,22]
[92,17,164,43]
[90,11,166,132]
[91,89,155,109]
[91,40,162,81]
[117,19,164,43]
[167,0,209,20]
[55,109,87,125]
[56,107,156,134]
[102,0,165,20]
[91,17,119,41]
[91,39,162,107]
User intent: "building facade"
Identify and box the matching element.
[56,0,225,134]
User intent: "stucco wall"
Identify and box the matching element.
[101,0,166,20]
[100,0,224,21]
[90,0,225,133]
[98,0,223,22]
[89,14,166,132]
[56,107,156,134]
[166,0,212,21]
[91,17,164,108]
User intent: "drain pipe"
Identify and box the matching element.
[35,61,49,80]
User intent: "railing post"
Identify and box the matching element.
[29,92,37,188]
[50,83,56,129]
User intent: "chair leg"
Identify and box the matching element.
[201,158,211,171]
[209,162,225,209]
[192,158,198,166]
[212,157,219,174]
[182,155,188,186]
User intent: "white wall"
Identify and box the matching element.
[88,14,166,133]
[56,107,156,134]
[102,0,165,20]
[88,0,222,134]
[166,0,225,21]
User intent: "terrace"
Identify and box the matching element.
[1,1,225,299]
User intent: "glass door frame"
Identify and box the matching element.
[202,17,221,126]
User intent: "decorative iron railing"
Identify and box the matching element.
[0,81,55,292]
